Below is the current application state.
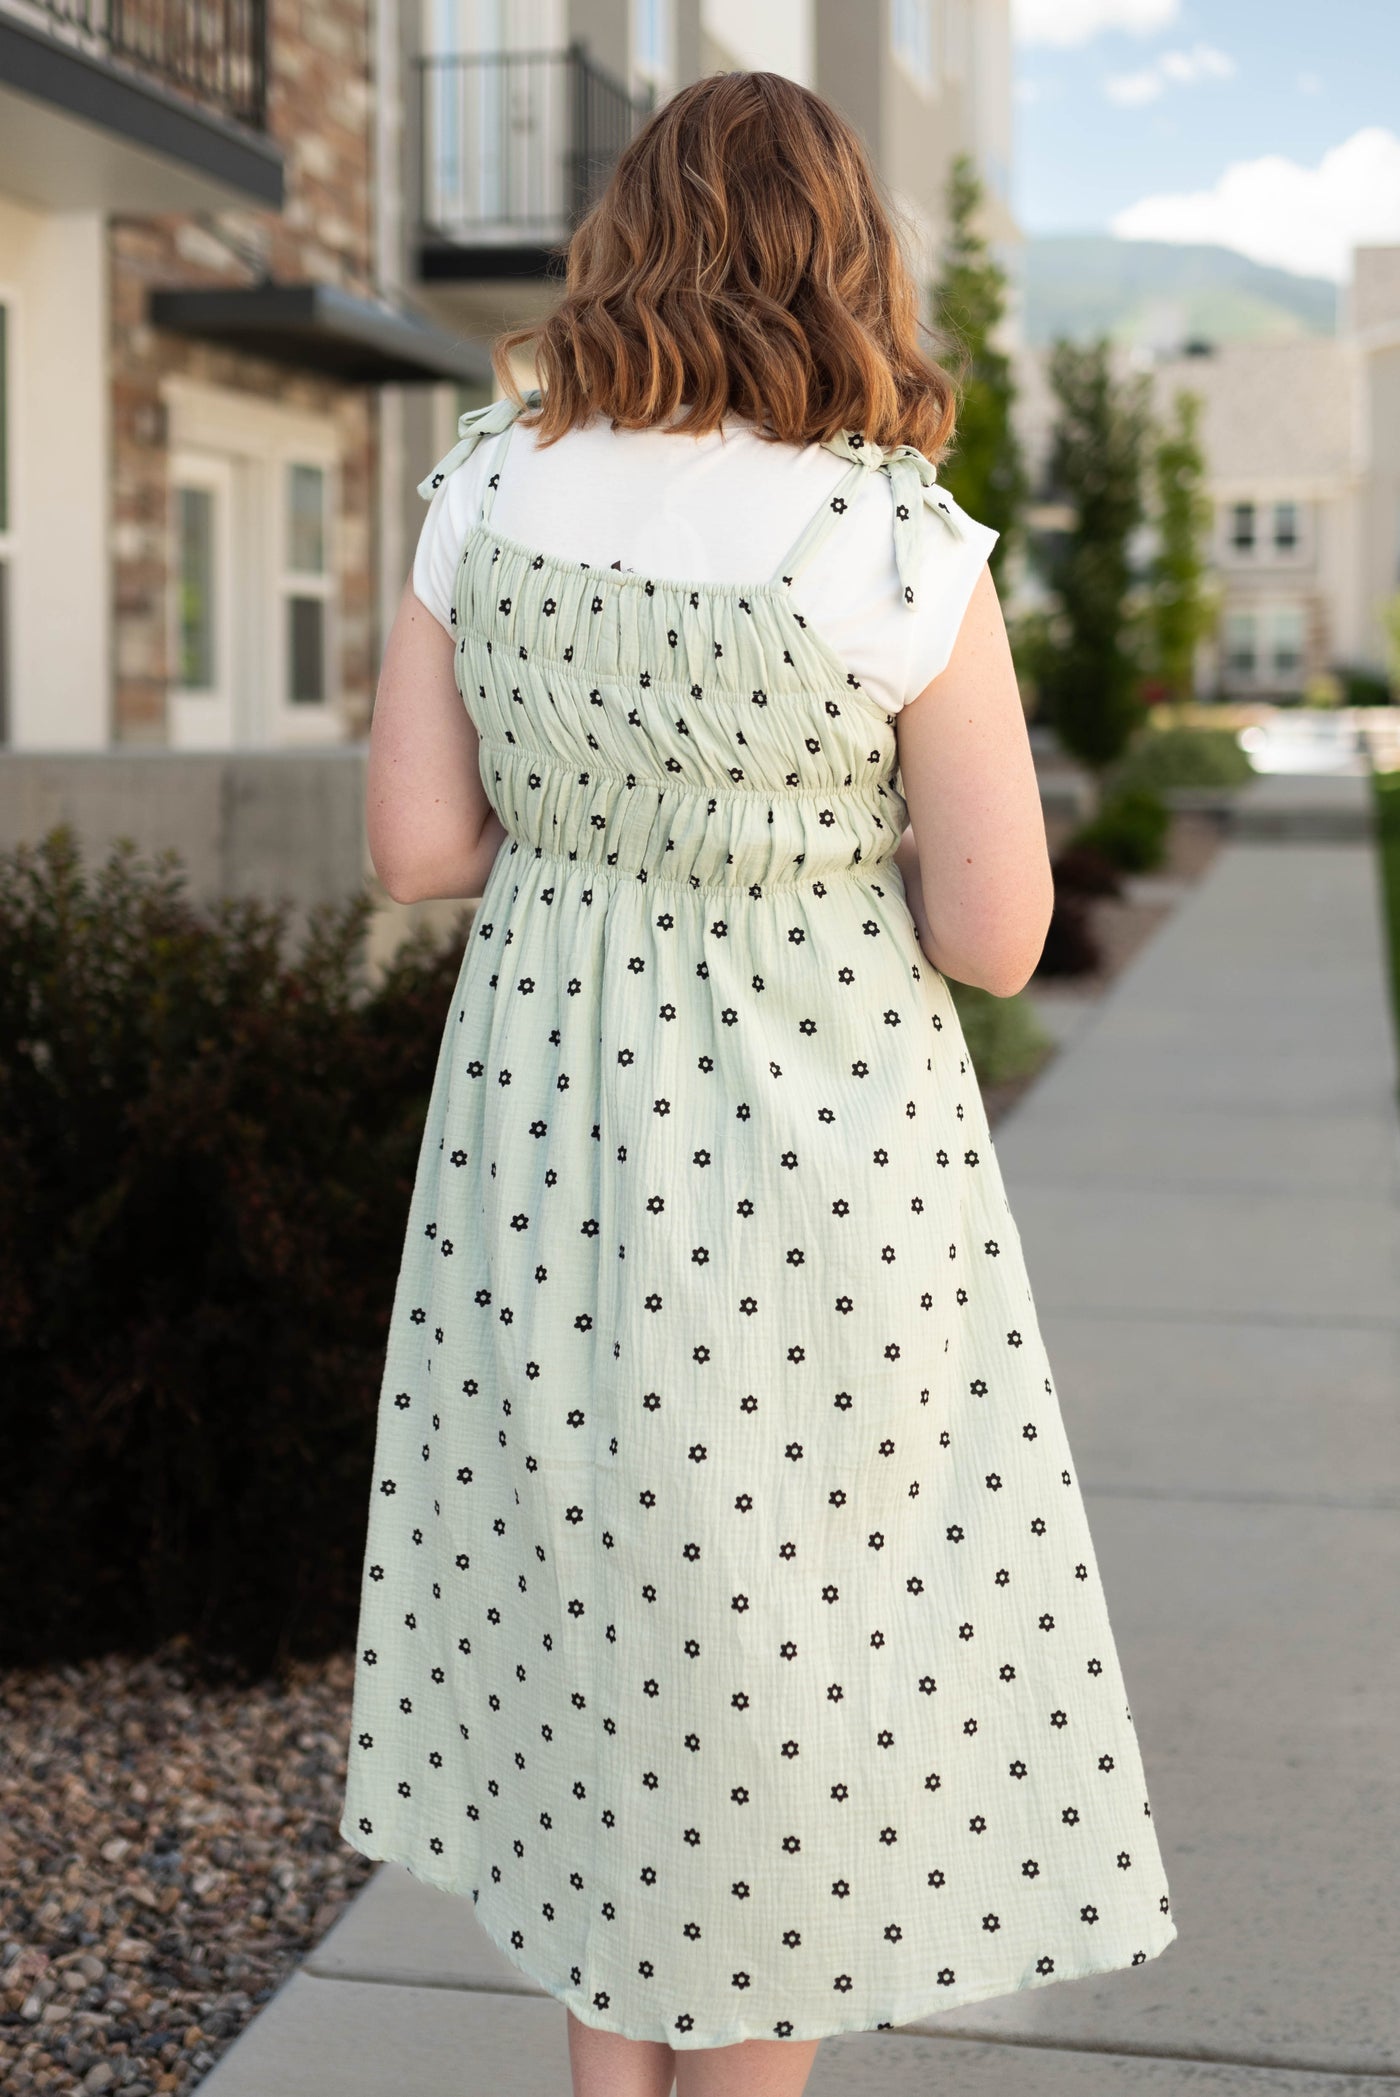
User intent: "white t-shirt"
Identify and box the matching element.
[412,411,999,716]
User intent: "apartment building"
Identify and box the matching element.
[1142,247,1400,699]
[0,1,1017,912]
[378,0,1020,616]
[0,0,485,758]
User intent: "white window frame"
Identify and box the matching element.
[281,460,335,713]
[1226,500,1256,559]
[163,380,341,750]
[1266,601,1307,685]
[168,450,237,749]
[1222,607,1257,680]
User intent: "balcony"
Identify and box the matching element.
[0,0,282,213]
[417,44,652,290]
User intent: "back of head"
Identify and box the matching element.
[494,70,962,459]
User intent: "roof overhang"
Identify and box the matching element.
[0,14,282,212]
[148,282,496,387]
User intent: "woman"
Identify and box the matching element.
[340,68,1176,2097]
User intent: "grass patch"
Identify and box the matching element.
[1371,769,1400,1052]
[950,980,1056,1088]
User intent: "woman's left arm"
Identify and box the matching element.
[366,577,509,904]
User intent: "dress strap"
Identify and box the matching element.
[775,426,971,610]
[416,387,542,521]
[769,458,870,592]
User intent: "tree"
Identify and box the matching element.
[931,152,1028,585]
[1147,388,1219,718]
[1038,336,1155,786]
[1381,589,1400,700]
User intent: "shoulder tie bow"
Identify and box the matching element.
[416,389,543,502]
[823,428,968,611]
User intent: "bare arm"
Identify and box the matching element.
[893,563,1053,998]
[366,578,510,905]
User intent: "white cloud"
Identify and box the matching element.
[1105,41,1235,105]
[1013,0,1179,49]
[1110,126,1400,282]
[1297,69,1324,95]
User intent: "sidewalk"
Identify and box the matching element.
[198,771,1400,2095]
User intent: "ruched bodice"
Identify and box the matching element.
[458,526,908,893]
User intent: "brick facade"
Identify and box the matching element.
[109,1,378,743]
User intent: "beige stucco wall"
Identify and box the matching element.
[0,197,109,749]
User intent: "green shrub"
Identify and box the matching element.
[0,826,468,1685]
[1034,890,1103,975]
[949,981,1055,1084]
[1335,662,1393,707]
[1069,785,1171,873]
[1051,842,1124,897]
[1105,723,1255,793]
[1372,770,1400,1050]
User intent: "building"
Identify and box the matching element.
[0,0,1018,918]
[381,0,1021,650]
[0,0,490,760]
[1147,245,1400,701]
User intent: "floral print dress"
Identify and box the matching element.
[338,391,1177,2050]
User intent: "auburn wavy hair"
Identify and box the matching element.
[492,69,964,461]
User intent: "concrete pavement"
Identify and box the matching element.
[197,770,1400,2095]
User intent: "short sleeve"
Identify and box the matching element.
[410,437,499,634]
[901,494,1001,705]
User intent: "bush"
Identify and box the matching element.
[1050,842,1124,898]
[1069,785,1171,873]
[0,827,469,1685]
[1333,662,1393,707]
[1033,890,1102,976]
[1105,723,1254,793]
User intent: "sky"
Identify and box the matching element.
[1010,0,1400,281]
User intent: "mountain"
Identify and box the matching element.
[1013,234,1339,351]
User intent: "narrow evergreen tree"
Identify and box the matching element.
[1039,336,1154,782]
[932,152,1028,582]
[1148,387,1217,717]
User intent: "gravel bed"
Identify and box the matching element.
[0,1639,373,2095]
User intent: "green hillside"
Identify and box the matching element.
[1017,235,1339,349]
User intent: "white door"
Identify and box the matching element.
[168,451,236,750]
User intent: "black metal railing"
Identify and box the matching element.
[418,43,652,246]
[12,0,269,128]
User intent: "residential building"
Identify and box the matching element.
[1147,244,1400,700]
[0,0,485,761]
[0,1,1018,919]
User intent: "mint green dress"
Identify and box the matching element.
[339,392,1177,2049]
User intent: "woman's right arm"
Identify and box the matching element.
[894,563,1053,999]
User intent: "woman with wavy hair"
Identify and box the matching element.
[341,67,1176,2097]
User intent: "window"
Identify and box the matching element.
[1223,609,1257,678]
[633,0,671,84]
[1269,603,1306,681]
[284,463,331,706]
[175,485,216,689]
[1228,502,1256,554]
[892,0,935,87]
[1273,501,1298,554]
